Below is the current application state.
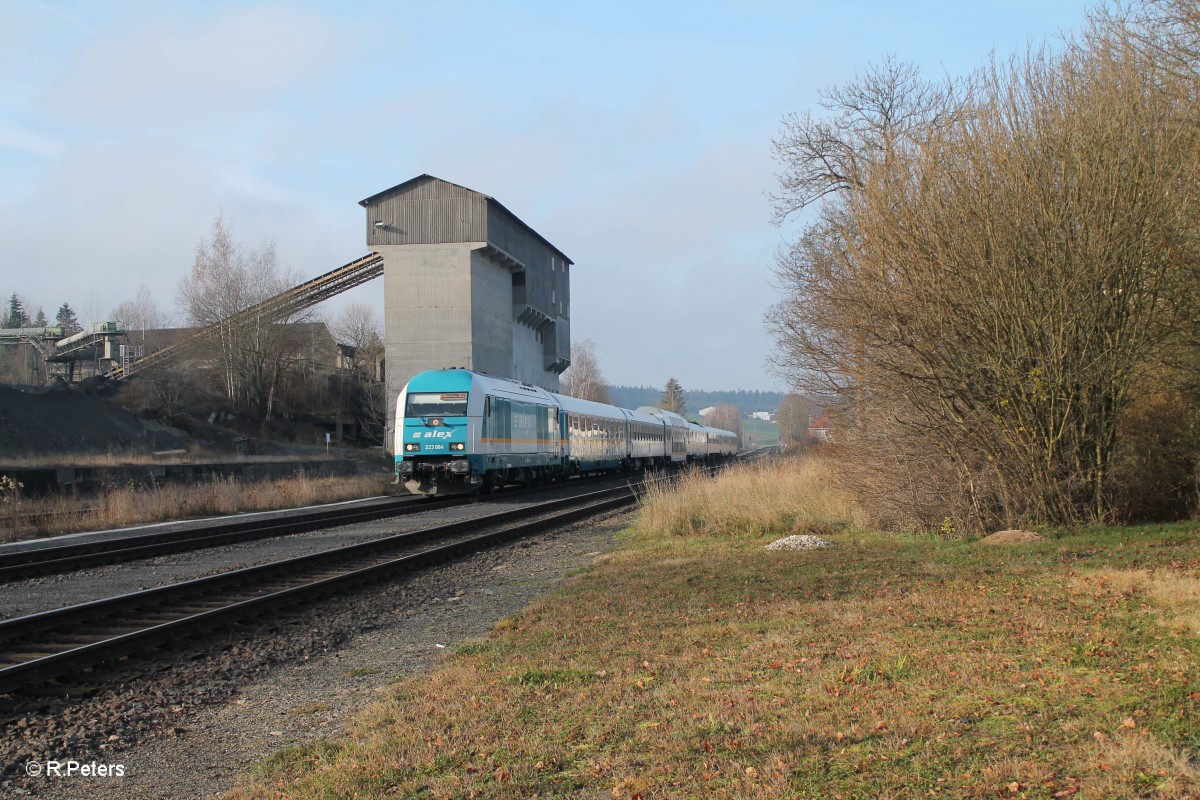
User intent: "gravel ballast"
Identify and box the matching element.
[0,479,634,619]
[2,508,632,799]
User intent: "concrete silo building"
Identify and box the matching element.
[359,175,572,444]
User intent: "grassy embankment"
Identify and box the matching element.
[1,473,389,541]
[228,457,1200,799]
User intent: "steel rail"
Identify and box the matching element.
[0,484,640,694]
[0,469,657,582]
[0,494,465,582]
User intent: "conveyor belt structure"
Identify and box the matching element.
[105,252,383,381]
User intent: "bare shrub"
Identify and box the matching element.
[0,475,23,542]
[1108,392,1200,521]
[769,38,1200,530]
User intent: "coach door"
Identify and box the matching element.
[559,410,569,467]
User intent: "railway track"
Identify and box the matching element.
[0,470,647,581]
[0,484,640,697]
[0,458,753,582]
[0,494,465,582]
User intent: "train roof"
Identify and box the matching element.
[403,371,737,438]
[554,392,629,419]
[404,369,558,404]
[637,406,690,428]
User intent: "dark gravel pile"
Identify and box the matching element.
[1,508,631,799]
[0,384,186,458]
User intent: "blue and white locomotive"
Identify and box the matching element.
[395,369,738,496]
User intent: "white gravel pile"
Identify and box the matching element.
[765,534,834,551]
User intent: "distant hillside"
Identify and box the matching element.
[607,385,785,416]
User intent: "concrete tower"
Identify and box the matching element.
[359,175,572,449]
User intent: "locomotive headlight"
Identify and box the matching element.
[450,442,465,451]
[404,443,419,452]
[449,459,470,474]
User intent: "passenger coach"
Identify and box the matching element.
[395,369,738,496]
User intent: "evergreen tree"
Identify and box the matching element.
[660,377,686,414]
[33,308,47,327]
[4,293,27,328]
[55,302,81,333]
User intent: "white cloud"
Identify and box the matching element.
[0,136,362,327]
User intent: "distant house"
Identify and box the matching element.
[751,411,773,422]
[808,413,833,443]
[698,406,715,418]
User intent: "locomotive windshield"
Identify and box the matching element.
[405,392,469,418]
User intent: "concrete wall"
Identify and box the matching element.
[379,242,479,445]
[469,247,516,378]
[512,322,547,387]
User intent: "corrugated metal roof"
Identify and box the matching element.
[359,174,573,265]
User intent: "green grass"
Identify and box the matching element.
[226,460,1200,800]
[346,666,382,678]
[741,417,780,447]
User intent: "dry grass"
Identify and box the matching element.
[1,473,388,541]
[222,460,1200,800]
[638,455,868,538]
[0,451,343,468]
[1076,569,1200,636]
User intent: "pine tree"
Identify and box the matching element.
[660,377,686,414]
[33,308,47,327]
[55,302,80,333]
[4,293,27,328]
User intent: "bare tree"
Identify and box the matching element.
[704,403,743,444]
[112,282,170,351]
[771,55,953,222]
[331,302,387,445]
[1092,0,1200,84]
[177,217,307,421]
[332,302,384,377]
[769,39,1200,529]
[561,339,611,403]
[112,283,168,334]
[775,394,810,449]
[78,290,104,330]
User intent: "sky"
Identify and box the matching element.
[1,0,1093,392]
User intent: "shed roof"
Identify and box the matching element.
[359,174,573,265]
